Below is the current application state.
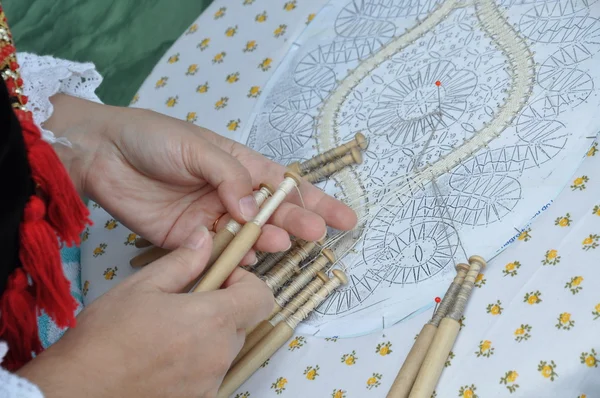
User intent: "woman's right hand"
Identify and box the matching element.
[17,225,273,397]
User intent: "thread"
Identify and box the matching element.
[224,185,272,235]
[253,175,299,227]
[448,257,485,321]
[270,276,325,326]
[262,240,317,292]
[286,277,342,329]
[428,264,469,327]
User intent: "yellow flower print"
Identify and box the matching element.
[212,51,226,64]
[167,53,179,64]
[247,86,261,98]
[270,377,287,394]
[524,290,542,305]
[261,358,270,368]
[366,373,382,390]
[486,300,503,315]
[445,351,455,367]
[341,350,357,365]
[538,360,558,381]
[458,384,478,398]
[303,365,319,380]
[255,11,267,23]
[474,273,486,287]
[580,349,598,368]
[92,202,101,209]
[582,234,599,250]
[542,249,560,265]
[274,24,287,38]
[186,112,197,123]
[214,7,226,19]
[284,1,297,11]
[556,312,575,330]
[593,205,600,216]
[197,38,210,51]
[306,13,316,24]
[331,389,346,398]
[565,276,584,294]
[459,315,466,330]
[517,228,532,242]
[587,142,597,156]
[325,336,339,342]
[186,64,199,75]
[81,227,90,242]
[594,303,600,320]
[155,76,168,88]
[514,324,532,342]
[376,341,393,356]
[93,243,107,258]
[502,260,521,277]
[215,97,229,110]
[554,213,571,227]
[243,0,254,4]
[104,219,118,230]
[124,233,137,246]
[82,280,90,296]
[500,370,519,393]
[103,266,118,280]
[225,25,238,37]
[197,82,209,93]
[226,72,240,84]
[475,340,494,358]
[243,40,257,53]
[130,94,139,105]
[186,24,198,34]
[166,96,178,107]
[571,175,589,191]
[234,393,250,398]
[227,119,241,131]
[288,336,305,351]
[259,57,272,71]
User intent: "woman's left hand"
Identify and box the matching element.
[47,95,357,263]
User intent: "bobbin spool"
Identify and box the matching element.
[232,272,329,366]
[292,132,368,174]
[387,263,470,398]
[408,256,486,398]
[193,172,303,292]
[304,148,363,184]
[218,270,347,398]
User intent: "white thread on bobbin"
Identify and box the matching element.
[286,277,342,329]
[270,276,325,326]
[253,176,298,226]
[224,186,272,235]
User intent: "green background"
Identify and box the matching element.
[5,0,213,106]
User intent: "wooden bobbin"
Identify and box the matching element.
[194,172,302,292]
[304,148,363,184]
[134,237,153,248]
[408,256,487,398]
[298,132,368,174]
[262,240,319,292]
[129,184,274,271]
[272,248,335,317]
[218,270,347,398]
[232,272,329,366]
[386,263,469,398]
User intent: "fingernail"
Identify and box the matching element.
[319,229,328,241]
[239,195,258,221]
[183,225,209,250]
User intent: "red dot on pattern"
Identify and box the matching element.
[435,81,442,86]
[435,297,441,303]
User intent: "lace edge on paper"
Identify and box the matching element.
[0,341,44,398]
[17,52,104,147]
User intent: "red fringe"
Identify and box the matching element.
[0,269,43,371]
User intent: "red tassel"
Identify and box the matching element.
[18,112,91,247]
[0,269,43,371]
[19,196,78,329]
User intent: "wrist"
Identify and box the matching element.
[43,94,122,196]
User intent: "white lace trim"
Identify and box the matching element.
[0,342,44,398]
[16,52,103,146]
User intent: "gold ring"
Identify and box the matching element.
[211,213,225,232]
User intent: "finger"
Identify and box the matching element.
[215,215,291,253]
[182,138,258,223]
[134,225,212,293]
[267,202,326,242]
[213,268,274,329]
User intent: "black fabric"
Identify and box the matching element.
[0,78,34,295]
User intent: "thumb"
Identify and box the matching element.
[183,138,258,223]
[135,225,212,293]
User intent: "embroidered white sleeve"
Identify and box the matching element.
[16,52,103,146]
[0,342,44,398]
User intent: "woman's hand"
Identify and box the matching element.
[47,95,357,263]
[17,225,273,397]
